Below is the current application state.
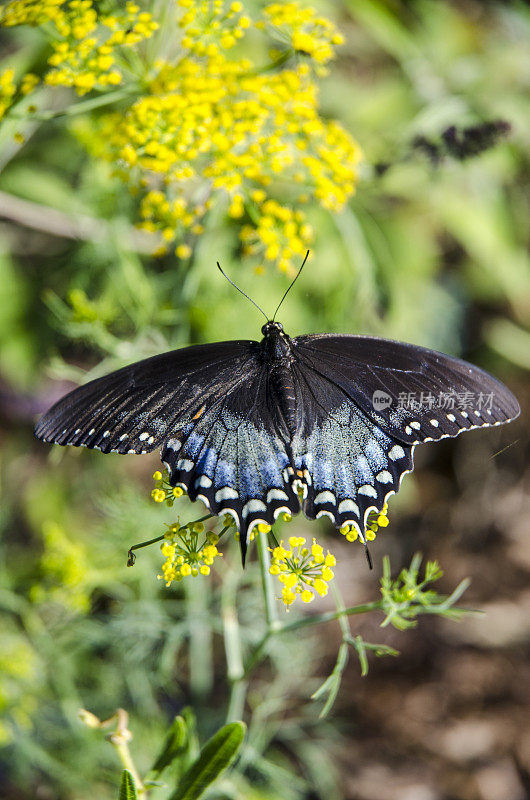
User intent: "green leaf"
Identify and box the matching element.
[168,721,246,800]
[149,715,188,776]
[312,641,349,718]
[118,770,138,800]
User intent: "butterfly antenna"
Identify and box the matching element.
[217,262,269,321]
[364,545,373,571]
[272,250,310,321]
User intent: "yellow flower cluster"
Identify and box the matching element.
[151,470,184,507]
[1,0,158,95]
[178,0,251,54]
[29,521,92,612]
[340,503,390,543]
[262,2,344,66]
[0,0,63,26]
[0,68,39,122]
[269,535,336,607]
[0,69,16,121]
[88,0,361,270]
[0,629,39,746]
[2,0,360,270]
[158,521,222,586]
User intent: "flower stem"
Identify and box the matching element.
[241,599,382,680]
[222,567,248,721]
[257,531,280,633]
[185,577,213,699]
[24,87,139,121]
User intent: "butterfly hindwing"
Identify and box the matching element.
[290,362,414,535]
[161,367,300,558]
[293,334,520,445]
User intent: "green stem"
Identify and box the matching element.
[110,739,146,796]
[226,679,248,724]
[257,531,280,633]
[241,600,382,680]
[9,87,139,123]
[127,534,165,565]
[105,709,146,796]
[222,567,247,721]
[185,577,213,699]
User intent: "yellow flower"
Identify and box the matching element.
[150,470,186,506]
[339,503,390,545]
[75,1,361,272]
[269,535,336,607]
[158,523,222,587]
[263,1,343,65]
[3,0,157,95]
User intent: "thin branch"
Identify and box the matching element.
[0,190,159,252]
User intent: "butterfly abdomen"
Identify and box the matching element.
[260,324,299,436]
[270,364,298,436]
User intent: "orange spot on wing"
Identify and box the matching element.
[193,405,206,420]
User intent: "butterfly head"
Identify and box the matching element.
[260,320,292,360]
[261,320,284,337]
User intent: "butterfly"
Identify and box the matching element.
[34,260,520,563]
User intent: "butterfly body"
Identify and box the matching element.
[35,323,519,562]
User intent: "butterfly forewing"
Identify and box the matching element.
[34,341,259,454]
[293,334,520,445]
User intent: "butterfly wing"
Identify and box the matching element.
[35,341,300,560]
[290,361,414,535]
[161,365,301,561]
[292,334,520,446]
[34,341,260,454]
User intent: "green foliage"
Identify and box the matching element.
[380,554,471,630]
[119,770,138,800]
[149,715,189,778]
[0,1,527,799]
[168,721,245,800]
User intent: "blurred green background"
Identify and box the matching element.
[1,1,529,799]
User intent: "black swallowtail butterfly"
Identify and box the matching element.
[35,267,520,563]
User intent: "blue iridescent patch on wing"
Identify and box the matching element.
[293,403,414,535]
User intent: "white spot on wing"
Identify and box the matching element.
[376,470,393,484]
[242,499,267,518]
[410,421,420,430]
[447,413,456,422]
[267,488,289,502]
[430,419,439,427]
[139,432,149,441]
[177,459,194,471]
[315,490,335,505]
[389,445,405,461]
[215,487,238,502]
[197,475,212,488]
[358,484,377,498]
[338,499,359,516]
